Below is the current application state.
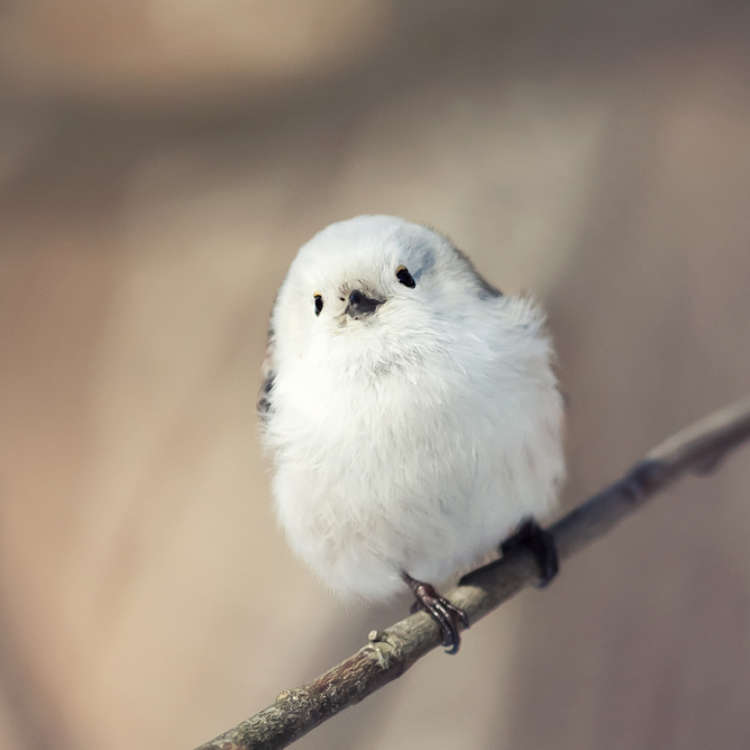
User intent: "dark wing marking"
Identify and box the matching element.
[451,245,503,299]
[257,369,275,418]
[257,323,276,423]
[425,223,503,299]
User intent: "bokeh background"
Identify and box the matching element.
[2,2,750,749]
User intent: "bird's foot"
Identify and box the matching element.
[501,518,559,587]
[402,572,469,654]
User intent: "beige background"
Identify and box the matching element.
[1,2,749,748]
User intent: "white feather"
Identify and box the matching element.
[261,215,565,600]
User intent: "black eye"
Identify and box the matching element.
[313,294,323,316]
[396,265,415,288]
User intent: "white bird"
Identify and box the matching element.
[258,215,565,652]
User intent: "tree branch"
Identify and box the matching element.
[195,395,750,750]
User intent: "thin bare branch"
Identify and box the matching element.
[195,395,750,750]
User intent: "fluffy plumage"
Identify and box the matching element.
[259,215,565,601]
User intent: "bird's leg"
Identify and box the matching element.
[402,572,469,654]
[500,517,559,587]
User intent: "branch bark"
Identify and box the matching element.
[195,395,750,750]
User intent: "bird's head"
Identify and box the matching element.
[271,215,500,377]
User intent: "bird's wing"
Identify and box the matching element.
[257,324,276,422]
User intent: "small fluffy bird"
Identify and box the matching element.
[259,215,565,652]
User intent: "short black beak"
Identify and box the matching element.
[346,289,383,317]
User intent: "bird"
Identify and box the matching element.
[258,215,565,653]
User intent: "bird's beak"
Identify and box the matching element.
[346,289,384,318]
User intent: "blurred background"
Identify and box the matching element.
[1,1,750,748]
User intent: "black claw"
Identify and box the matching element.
[402,572,469,654]
[432,600,459,651]
[501,518,559,587]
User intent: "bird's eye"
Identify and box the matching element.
[396,265,416,288]
[313,293,323,316]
